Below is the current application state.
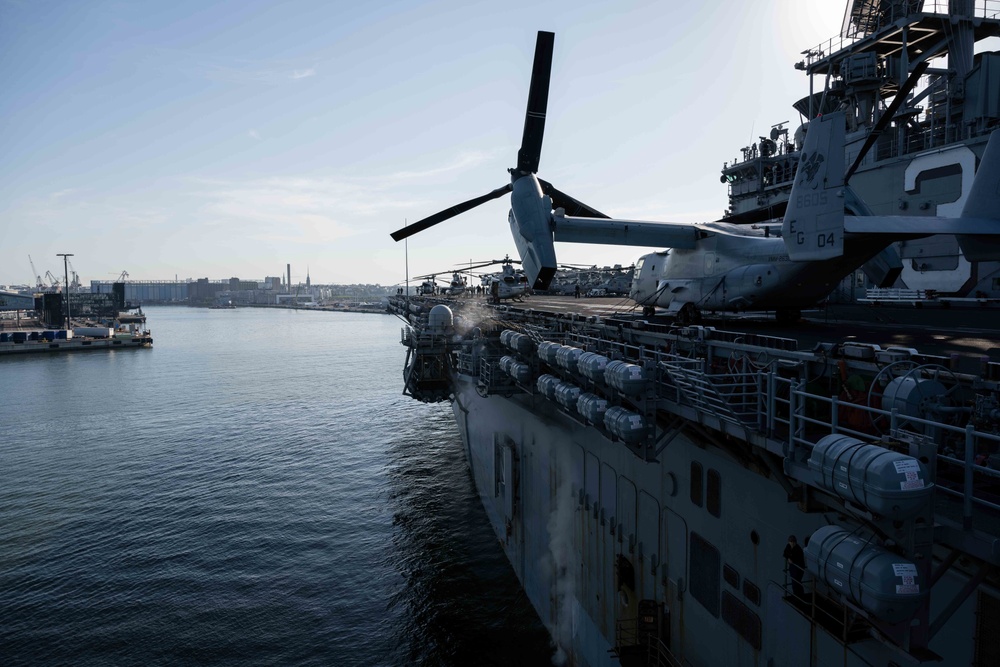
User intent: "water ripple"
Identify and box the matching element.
[0,307,551,666]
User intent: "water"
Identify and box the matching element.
[0,307,553,666]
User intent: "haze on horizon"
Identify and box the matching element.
[3,1,857,288]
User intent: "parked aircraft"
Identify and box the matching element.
[461,256,530,302]
[390,32,1000,323]
[411,272,471,296]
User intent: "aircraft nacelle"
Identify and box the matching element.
[509,175,557,289]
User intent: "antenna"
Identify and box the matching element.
[56,253,73,329]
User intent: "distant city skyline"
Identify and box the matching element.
[3,1,995,288]
[82,272,386,286]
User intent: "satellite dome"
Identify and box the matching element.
[427,304,454,334]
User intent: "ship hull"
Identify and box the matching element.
[450,374,984,667]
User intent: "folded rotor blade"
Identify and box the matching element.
[460,260,505,271]
[390,183,513,241]
[456,257,521,271]
[517,31,554,174]
[845,60,929,183]
[538,178,609,218]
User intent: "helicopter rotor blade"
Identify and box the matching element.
[845,60,929,183]
[390,183,513,241]
[516,31,554,175]
[537,178,608,218]
[457,261,499,271]
[456,258,521,271]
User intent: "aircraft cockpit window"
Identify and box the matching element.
[634,258,644,278]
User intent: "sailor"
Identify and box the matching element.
[783,535,806,599]
[574,284,580,298]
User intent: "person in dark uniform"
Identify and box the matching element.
[783,535,806,599]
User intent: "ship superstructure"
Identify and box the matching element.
[722,0,1000,297]
[392,295,1000,666]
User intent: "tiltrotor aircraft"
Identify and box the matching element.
[391,32,1000,323]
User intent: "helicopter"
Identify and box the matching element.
[412,271,470,296]
[417,277,437,295]
[390,32,1000,323]
[461,256,531,302]
[544,263,634,297]
[442,272,470,296]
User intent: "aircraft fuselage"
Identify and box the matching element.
[630,227,890,313]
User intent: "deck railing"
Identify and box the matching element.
[801,1,1000,69]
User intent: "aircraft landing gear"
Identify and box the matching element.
[676,303,702,326]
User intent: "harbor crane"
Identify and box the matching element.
[67,259,80,291]
[27,255,43,290]
[44,270,60,290]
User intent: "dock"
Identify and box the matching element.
[0,316,153,356]
[0,331,153,356]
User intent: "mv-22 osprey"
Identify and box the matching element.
[391,32,1000,322]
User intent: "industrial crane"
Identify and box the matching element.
[44,271,60,290]
[27,255,43,290]
[67,259,80,291]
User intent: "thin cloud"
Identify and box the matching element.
[193,175,402,243]
[48,188,86,201]
[386,150,501,182]
[144,47,321,86]
[204,65,303,85]
[248,129,260,140]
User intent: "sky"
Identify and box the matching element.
[2,0,858,287]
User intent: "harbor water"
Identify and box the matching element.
[0,306,553,666]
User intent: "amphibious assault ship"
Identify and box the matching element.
[722,0,1000,301]
[390,2,1000,665]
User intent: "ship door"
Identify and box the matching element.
[583,452,601,623]
[503,445,515,521]
[494,438,518,541]
[663,508,688,654]
[601,463,619,633]
[617,478,639,624]
[637,491,660,601]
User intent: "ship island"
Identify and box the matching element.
[390,2,1000,666]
